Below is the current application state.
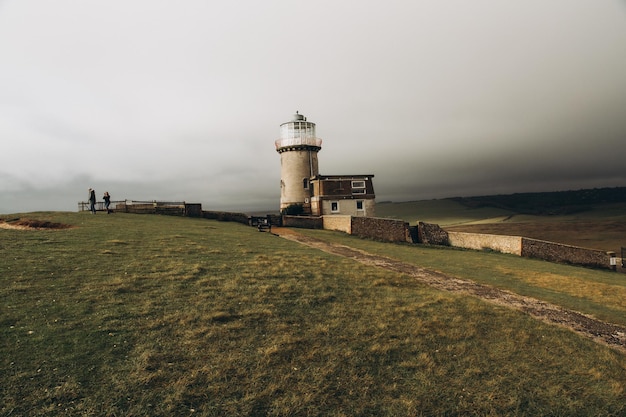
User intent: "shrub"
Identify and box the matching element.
[281,203,305,215]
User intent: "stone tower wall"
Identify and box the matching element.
[279,148,319,211]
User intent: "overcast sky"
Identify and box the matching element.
[1,1,625,214]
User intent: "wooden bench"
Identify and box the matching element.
[257,222,271,232]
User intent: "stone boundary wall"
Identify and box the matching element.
[280,215,412,242]
[202,210,249,225]
[282,215,324,229]
[323,215,352,233]
[155,206,186,216]
[521,238,613,270]
[418,222,523,255]
[448,231,522,256]
[350,217,411,243]
[418,221,613,270]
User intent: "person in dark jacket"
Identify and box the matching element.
[103,191,111,214]
[88,188,96,214]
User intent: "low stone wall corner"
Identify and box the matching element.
[417,222,449,245]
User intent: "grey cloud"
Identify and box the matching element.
[1,1,625,214]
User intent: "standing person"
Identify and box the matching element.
[103,191,111,214]
[88,188,96,214]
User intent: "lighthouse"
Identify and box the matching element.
[275,112,322,215]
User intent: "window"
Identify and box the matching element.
[303,178,309,189]
[331,201,339,212]
[352,180,366,194]
[356,200,364,211]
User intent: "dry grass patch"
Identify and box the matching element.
[0,217,73,230]
[513,269,626,310]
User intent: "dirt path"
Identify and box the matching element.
[271,228,626,353]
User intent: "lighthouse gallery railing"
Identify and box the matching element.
[275,137,322,149]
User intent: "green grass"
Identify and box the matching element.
[2,212,626,416]
[296,228,626,327]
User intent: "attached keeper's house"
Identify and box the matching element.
[309,174,375,217]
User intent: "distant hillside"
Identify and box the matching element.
[451,187,626,215]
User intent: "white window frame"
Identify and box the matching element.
[356,200,364,211]
[352,180,366,194]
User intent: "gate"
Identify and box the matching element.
[622,247,626,268]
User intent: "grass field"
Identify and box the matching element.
[2,211,626,416]
[376,199,515,226]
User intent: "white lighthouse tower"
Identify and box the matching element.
[275,112,322,214]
